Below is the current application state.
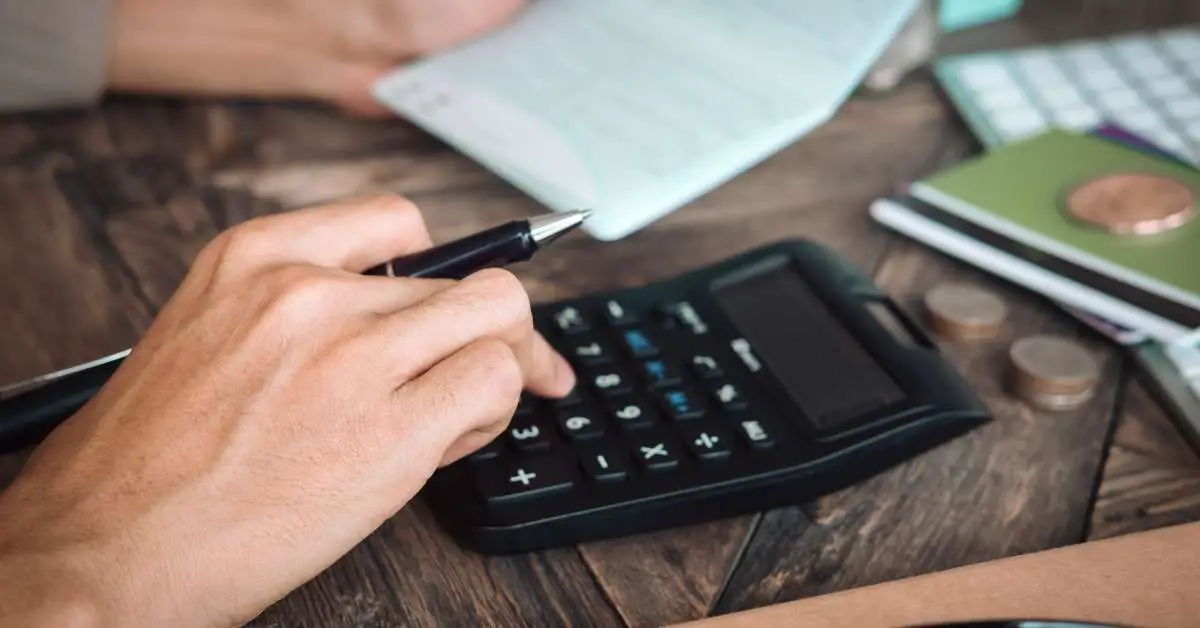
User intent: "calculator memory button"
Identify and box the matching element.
[606,397,656,430]
[690,354,724,379]
[507,418,552,451]
[551,305,591,335]
[709,381,748,410]
[659,388,705,421]
[629,432,681,471]
[579,447,629,483]
[566,337,611,365]
[602,299,638,327]
[641,359,681,388]
[556,410,605,441]
[478,458,574,504]
[620,329,659,358]
[735,418,776,450]
[679,424,732,461]
[588,369,633,396]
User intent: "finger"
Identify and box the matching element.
[521,331,576,398]
[339,275,457,316]
[389,338,523,465]
[209,193,432,273]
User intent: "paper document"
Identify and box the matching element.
[374,0,918,240]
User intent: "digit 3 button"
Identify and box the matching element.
[556,409,605,442]
[506,417,551,451]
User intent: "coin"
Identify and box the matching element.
[1064,173,1195,235]
[1009,335,1100,411]
[924,283,1007,342]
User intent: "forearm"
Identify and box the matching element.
[0,0,112,113]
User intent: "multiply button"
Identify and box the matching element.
[690,355,723,379]
[556,410,605,442]
[641,359,681,388]
[602,299,638,327]
[507,418,551,451]
[566,337,610,366]
[659,388,705,420]
[551,305,590,335]
[620,329,658,358]
[629,432,681,471]
[679,423,732,461]
[736,419,776,450]
[477,457,574,504]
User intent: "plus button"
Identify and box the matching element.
[509,469,537,486]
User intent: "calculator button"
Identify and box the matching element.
[551,305,590,335]
[735,418,776,450]
[566,337,611,365]
[588,369,632,396]
[658,388,705,420]
[641,359,681,388]
[552,385,583,408]
[730,338,763,373]
[468,440,503,462]
[661,301,709,335]
[478,458,574,504]
[690,355,723,379]
[516,393,537,415]
[679,424,732,461]
[579,447,629,483]
[709,381,747,410]
[602,299,638,327]
[507,417,552,451]
[620,329,659,358]
[606,397,655,430]
[629,432,681,471]
[556,410,605,441]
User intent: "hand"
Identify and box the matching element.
[0,195,574,627]
[107,0,527,115]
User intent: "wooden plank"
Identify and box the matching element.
[713,239,1125,614]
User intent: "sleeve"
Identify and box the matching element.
[0,0,112,113]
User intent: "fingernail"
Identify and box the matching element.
[555,353,577,395]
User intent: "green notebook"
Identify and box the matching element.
[872,129,1200,344]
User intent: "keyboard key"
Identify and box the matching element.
[641,359,681,387]
[629,432,681,471]
[710,381,748,410]
[659,388,704,421]
[507,417,552,451]
[477,457,574,504]
[557,409,605,441]
[602,299,638,326]
[621,329,659,358]
[566,337,611,365]
[679,423,732,461]
[607,397,655,430]
[551,305,590,335]
[579,447,629,483]
[553,385,584,408]
[690,355,723,379]
[588,369,632,396]
[661,301,709,335]
[735,418,776,450]
[468,440,503,462]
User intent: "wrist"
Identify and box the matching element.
[0,551,106,628]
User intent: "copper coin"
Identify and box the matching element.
[1009,335,1100,411]
[1064,173,1195,235]
[924,283,1007,342]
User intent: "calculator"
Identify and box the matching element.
[422,240,990,554]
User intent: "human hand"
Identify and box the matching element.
[0,195,574,627]
[107,0,527,115]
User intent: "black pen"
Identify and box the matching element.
[0,210,590,454]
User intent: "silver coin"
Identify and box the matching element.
[924,282,1008,341]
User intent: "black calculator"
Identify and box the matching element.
[422,240,990,554]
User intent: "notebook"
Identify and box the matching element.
[870,129,1200,345]
[373,0,919,240]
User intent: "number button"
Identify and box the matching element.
[606,397,655,430]
[516,393,537,415]
[552,385,583,408]
[658,388,705,420]
[551,305,590,335]
[579,447,629,483]
[556,410,605,441]
[477,457,574,504]
[641,359,681,388]
[629,431,681,471]
[690,355,723,379]
[507,418,551,451]
[710,381,747,410]
[589,369,632,396]
[736,419,776,450]
[602,299,638,327]
[620,329,658,358]
[567,337,610,365]
[679,423,732,461]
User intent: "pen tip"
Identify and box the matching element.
[528,209,592,245]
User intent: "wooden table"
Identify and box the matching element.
[3,1,1200,626]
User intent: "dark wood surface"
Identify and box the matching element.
[3,1,1200,626]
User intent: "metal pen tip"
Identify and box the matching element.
[528,209,592,246]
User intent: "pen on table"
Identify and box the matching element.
[0,209,591,455]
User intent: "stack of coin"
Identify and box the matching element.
[1064,172,1195,235]
[1009,335,1100,411]
[923,282,1008,342]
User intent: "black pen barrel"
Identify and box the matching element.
[0,359,122,455]
[370,221,533,279]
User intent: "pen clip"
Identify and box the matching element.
[0,348,131,401]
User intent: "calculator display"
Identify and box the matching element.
[712,264,905,431]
